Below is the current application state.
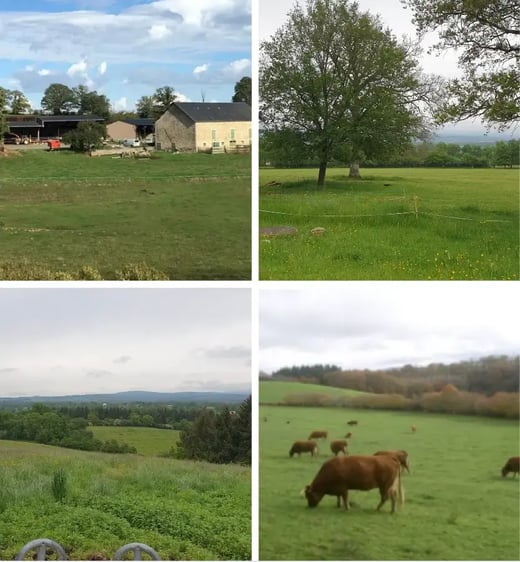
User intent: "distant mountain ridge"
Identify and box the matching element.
[0,390,249,405]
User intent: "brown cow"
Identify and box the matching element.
[345,432,352,439]
[330,439,348,456]
[347,420,358,426]
[501,456,520,477]
[411,425,417,433]
[374,449,410,474]
[303,454,404,513]
[308,430,328,440]
[290,440,318,457]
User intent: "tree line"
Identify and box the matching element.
[265,356,519,397]
[260,136,520,169]
[1,76,251,120]
[0,398,251,465]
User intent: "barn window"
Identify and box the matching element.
[211,129,216,141]
[230,128,235,140]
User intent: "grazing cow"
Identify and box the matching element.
[347,420,358,426]
[303,454,404,513]
[345,432,352,439]
[308,430,328,440]
[330,439,348,456]
[374,449,410,474]
[411,425,417,433]
[290,440,319,457]
[501,456,520,477]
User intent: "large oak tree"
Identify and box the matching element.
[402,0,520,129]
[260,0,431,186]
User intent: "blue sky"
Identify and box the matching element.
[0,0,251,111]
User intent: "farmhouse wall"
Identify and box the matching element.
[107,121,136,141]
[155,106,196,152]
[196,121,251,152]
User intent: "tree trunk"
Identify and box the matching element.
[317,160,327,187]
[349,161,361,178]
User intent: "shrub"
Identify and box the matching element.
[115,263,168,280]
[51,469,67,502]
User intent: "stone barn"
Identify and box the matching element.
[155,102,251,153]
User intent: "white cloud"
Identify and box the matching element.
[148,24,172,40]
[193,63,209,76]
[98,61,107,75]
[113,96,127,110]
[38,69,51,76]
[67,59,88,77]
[223,58,250,78]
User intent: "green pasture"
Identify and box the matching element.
[0,440,251,560]
[259,167,519,280]
[0,150,251,279]
[260,404,520,560]
[90,426,180,456]
[260,380,368,403]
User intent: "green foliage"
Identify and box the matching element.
[232,77,252,106]
[402,0,519,129]
[51,469,68,502]
[63,121,107,152]
[259,403,520,560]
[0,441,250,560]
[178,397,251,464]
[7,90,31,114]
[41,83,76,115]
[261,0,431,184]
[72,85,110,119]
[136,86,176,119]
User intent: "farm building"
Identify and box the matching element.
[155,102,251,153]
[106,118,154,142]
[5,114,104,143]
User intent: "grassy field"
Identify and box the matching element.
[260,402,520,560]
[0,440,251,560]
[90,426,180,456]
[260,380,368,403]
[0,150,251,279]
[259,167,519,280]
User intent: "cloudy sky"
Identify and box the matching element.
[260,283,520,374]
[0,288,251,397]
[0,0,251,111]
[259,0,515,136]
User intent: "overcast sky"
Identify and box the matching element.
[0,288,251,398]
[259,0,515,136]
[0,0,251,111]
[260,283,520,374]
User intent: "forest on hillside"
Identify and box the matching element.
[0,398,251,465]
[261,357,519,419]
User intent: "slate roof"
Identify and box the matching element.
[174,102,251,123]
[8,121,43,128]
[39,115,104,123]
[123,118,155,127]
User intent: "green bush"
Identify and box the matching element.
[51,469,67,502]
[115,263,168,280]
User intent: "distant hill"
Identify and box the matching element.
[434,131,520,145]
[0,390,249,406]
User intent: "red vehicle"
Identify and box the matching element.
[47,139,61,151]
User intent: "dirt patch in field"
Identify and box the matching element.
[0,149,22,158]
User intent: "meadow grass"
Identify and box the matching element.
[260,380,368,403]
[0,440,251,560]
[259,167,519,280]
[259,403,520,560]
[90,426,180,456]
[0,150,251,279]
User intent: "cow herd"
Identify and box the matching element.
[285,419,519,514]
